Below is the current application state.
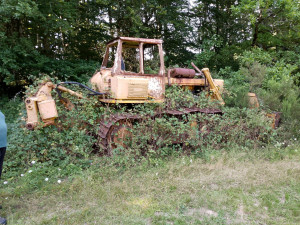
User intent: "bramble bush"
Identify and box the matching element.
[120,106,276,167]
[218,48,300,137]
[0,80,283,185]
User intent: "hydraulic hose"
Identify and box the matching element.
[55,81,105,98]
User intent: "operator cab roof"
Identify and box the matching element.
[107,37,163,48]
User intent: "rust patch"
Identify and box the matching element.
[148,77,164,99]
[266,112,281,129]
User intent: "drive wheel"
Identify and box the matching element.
[107,120,133,155]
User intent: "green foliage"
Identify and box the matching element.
[2,85,106,177]
[2,84,280,183]
[1,0,300,94]
[239,48,274,66]
[217,67,250,108]
[91,87,276,168]
[164,86,216,109]
[1,0,300,193]
[128,107,275,165]
[232,0,300,48]
[193,35,223,69]
[220,48,300,136]
[0,0,194,91]
[0,96,22,125]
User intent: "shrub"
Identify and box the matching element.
[219,48,300,137]
[2,80,279,181]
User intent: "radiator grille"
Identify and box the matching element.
[128,83,148,99]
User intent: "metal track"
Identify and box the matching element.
[98,107,222,153]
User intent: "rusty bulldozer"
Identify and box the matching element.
[25,37,279,152]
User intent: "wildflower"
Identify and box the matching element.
[190,159,193,163]
[31,160,36,164]
[295,138,297,141]
[58,168,61,171]
[57,179,61,184]
[21,174,24,177]
[45,178,49,181]
[3,181,8,185]
[155,172,158,176]
[28,170,32,173]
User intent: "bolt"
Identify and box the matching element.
[26,123,34,130]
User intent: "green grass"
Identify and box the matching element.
[0,146,300,224]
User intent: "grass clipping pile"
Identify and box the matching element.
[5,85,276,177]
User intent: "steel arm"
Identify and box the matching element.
[25,82,83,130]
[191,62,225,105]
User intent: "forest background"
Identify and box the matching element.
[0,0,300,178]
[0,1,300,223]
[0,0,300,126]
[0,0,299,98]
[0,0,300,167]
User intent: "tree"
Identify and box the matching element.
[232,0,300,49]
[191,0,250,70]
[105,0,193,66]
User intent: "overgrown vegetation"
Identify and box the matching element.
[1,44,299,185]
[0,82,291,183]
[220,48,300,136]
[0,0,299,223]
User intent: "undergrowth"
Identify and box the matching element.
[219,48,300,137]
[1,81,294,191]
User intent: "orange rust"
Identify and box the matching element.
[248,93,260,108]
[266,112,281,129]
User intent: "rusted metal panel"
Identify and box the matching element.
[101,46,110,68]
[167,68,196,85]
[158,43,165,76]
[106,39,119,46]
[107,37,163,46]
[266,112,281,129]
[148,76,164,99]
[25,97,39,129]
[167,77,206,85]
[139,42,144,74]
[248,92,260,108]
[165,110,185,115]
[120,71,161,77]
[90,69,111,93]
[110,75,165,100]
[112,40,123,75]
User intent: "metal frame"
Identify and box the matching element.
[101,37,165,77]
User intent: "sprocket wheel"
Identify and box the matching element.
[106,119,133,155]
